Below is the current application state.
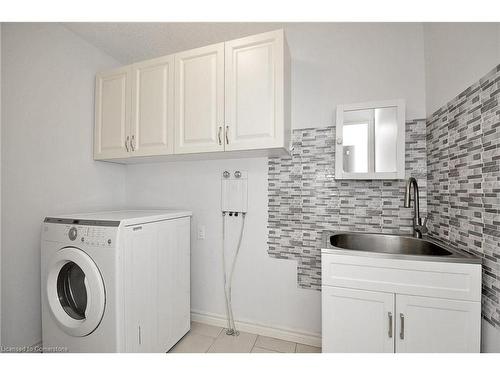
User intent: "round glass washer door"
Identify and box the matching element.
[46,247,105,337]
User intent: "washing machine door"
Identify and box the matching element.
[46,247,105,337]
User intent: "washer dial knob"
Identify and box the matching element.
[68,227,78,241]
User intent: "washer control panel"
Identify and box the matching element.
[42,218,119,247]
[42,224,116,248]
[72,225,114,248]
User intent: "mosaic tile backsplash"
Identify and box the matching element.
[268,120,427,290]
[427,65,500,329]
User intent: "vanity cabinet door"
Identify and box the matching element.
[322,286,395,353]
[395,295,481,353]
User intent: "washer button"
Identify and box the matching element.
[107,239,112,245]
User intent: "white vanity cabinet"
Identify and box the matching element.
[321,252,482,353]
[94,29,291,162]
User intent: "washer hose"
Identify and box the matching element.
[222,212,246,335]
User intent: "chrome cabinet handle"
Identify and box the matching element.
[225,126,229,145]
[400,313,405,340]
[388,312,393,338]
[125,136,130,152]
[218,126,222,145]
[130,135,135,151]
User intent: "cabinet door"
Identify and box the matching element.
[395,295,481,353]
[174,43,224,154]
[322,286,395,353]
[130,55,174,157]
[123,224,157,352]
[224,30,285,151]
[94,66,131,159]
[156,217,191,351]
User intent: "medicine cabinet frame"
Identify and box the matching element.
[335,99,406,180]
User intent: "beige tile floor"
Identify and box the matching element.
[169,322,321,353]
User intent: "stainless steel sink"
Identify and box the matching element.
[322,232,480,263]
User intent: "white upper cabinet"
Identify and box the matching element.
[224,29,288,151]
[94,29,291,162]
[174,43,225,154]
[130,55,175,157]
[94,66,131,159]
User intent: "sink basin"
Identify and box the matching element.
[323,232,480,263]
[331,233,452,256]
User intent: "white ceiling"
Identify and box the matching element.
[63,22,288,63]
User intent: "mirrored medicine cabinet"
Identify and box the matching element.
[335,99,406,180]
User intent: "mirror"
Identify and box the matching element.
[335,100,405,180]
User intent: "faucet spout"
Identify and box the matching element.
[404,177,427,238]
[404,177,420,219]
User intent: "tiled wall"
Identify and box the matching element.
[427,65,500,329]
[267,120,427,289]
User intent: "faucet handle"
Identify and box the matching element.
[415,217,429,234]
[422,217,428,227]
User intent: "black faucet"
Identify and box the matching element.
[404,177,428,238]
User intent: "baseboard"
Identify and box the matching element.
[191,309,321,348]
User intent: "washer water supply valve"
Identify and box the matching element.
[221,170,248,214]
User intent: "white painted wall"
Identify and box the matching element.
[286,23,426,127]
[1,23,126,347]
[125,158,322,336]
[424,23,500,115]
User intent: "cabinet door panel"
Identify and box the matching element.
[123,224,156,352]
[395,295,481,353]
[322,286,395,353]
[225,30,284,151]
[94,67,131,159]
[174,43,224,154]
[131,56,174,156]
[157,217,191,350]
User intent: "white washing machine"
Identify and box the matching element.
[41,210,191,353]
